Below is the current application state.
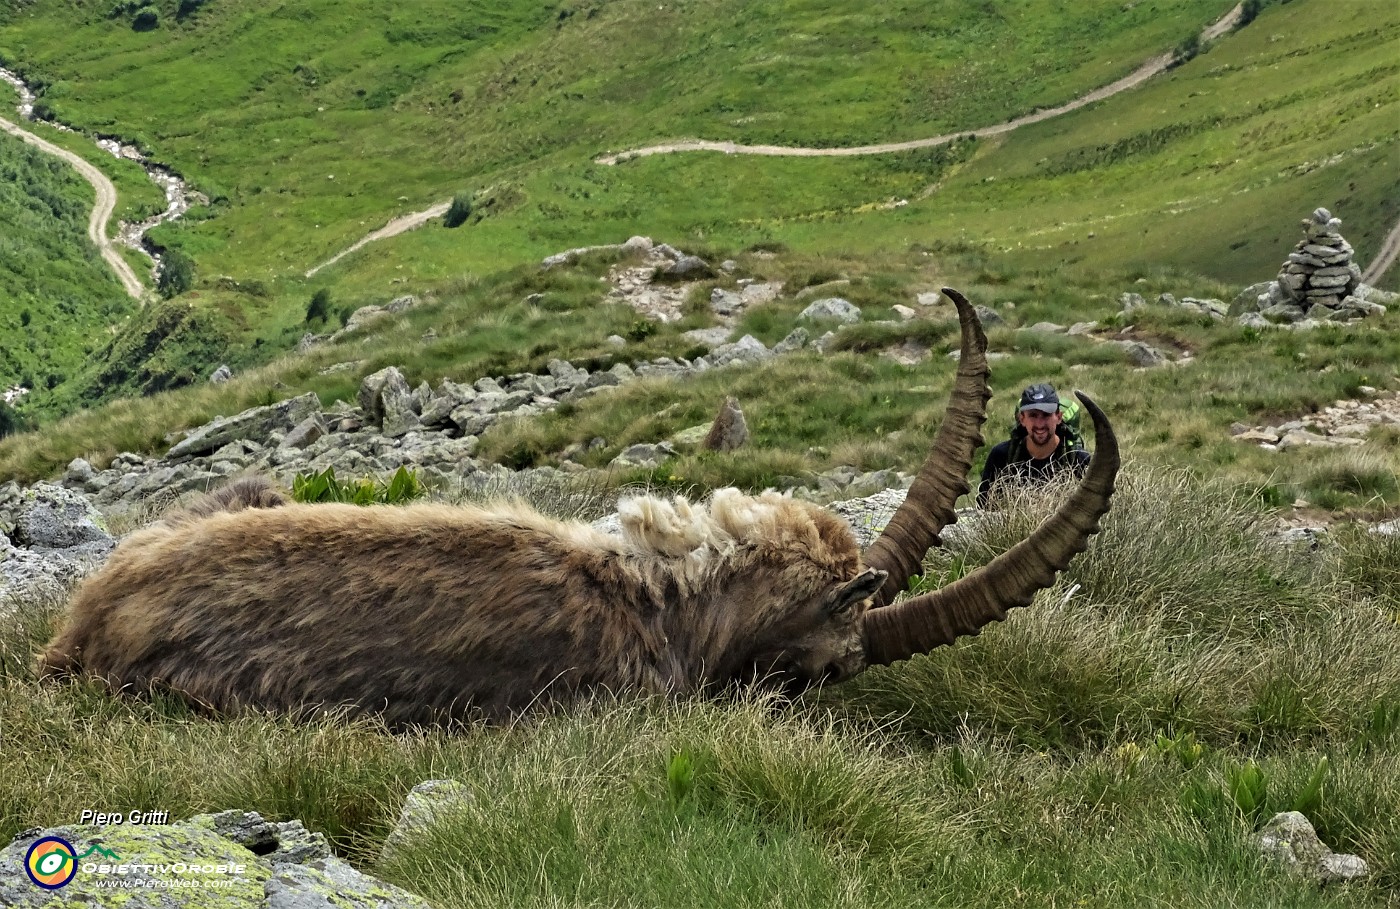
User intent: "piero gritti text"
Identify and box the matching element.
[79,809,170,827]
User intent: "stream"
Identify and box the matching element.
[0,65,202,276]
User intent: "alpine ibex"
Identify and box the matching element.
[39,290,1118,726]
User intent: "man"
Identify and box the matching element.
[977,383,1091,508]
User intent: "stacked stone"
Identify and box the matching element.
[1269,207,1362,318]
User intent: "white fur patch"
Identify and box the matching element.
[617,488,799,559]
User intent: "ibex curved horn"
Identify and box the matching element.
[863,288,990,607]
[861,392,1118,666]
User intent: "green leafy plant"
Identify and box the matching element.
[1153,730,1204,770]
[290,466,425,505]
[1289,755,1328,817]
[1224,760,1268,823]
[666,749,696,810]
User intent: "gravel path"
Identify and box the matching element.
[0,115,144,298]
[305,200,451,277]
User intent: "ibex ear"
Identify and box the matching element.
[828,568,888,615]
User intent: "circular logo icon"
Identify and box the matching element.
[25,837,78,890]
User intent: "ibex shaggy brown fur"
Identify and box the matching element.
[40,290,1119,726]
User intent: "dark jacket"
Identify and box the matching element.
[977,426,1091,508]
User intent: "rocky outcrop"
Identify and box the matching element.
[1229,387,1400,450]
[0,483,115,604]
[0,811,431,908]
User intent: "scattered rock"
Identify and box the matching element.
[167,392,322,460]
[702,397,749,452]
[379,780,475,867]
[799,297,862,324]
[1255,811,1369,885]
[0,811,433,908]
[1233,389,1400,449]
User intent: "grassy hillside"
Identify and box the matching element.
[0,0,1394,414]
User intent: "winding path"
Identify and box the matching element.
[0,115,145,298]
[594,5,1245,165]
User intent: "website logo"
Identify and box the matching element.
[24,838,121,890]
[25,837,77,890]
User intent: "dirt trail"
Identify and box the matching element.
[594,4,1244,165]
[1361,218,1400,287]
[305,201,452,277]
[0,116,145,298]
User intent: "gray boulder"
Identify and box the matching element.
[378,780,475,867]
[168,393,322,459]
[611,442,678,468]
[1255,811,1369,885]
[973,304,1004,327]
[799,297,862,324]
[708,334,772,368]
[357,367,410,428]
[1119,341,1169,368]
[659,254,714,281]
[1229,282,1274,316]
[702,397,749,452]
[5,482,112,549]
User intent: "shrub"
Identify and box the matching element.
[443,191,474,228]
[157,248,194,298]
[176,0,211,20]
[305,288,333,325]
[131,6,160,31]
[0,402,29,439]
[1172,33,1201,67]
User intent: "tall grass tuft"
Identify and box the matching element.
[840,466,1400,750]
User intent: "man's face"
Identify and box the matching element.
[1017,408,1061,447]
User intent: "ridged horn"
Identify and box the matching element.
[861,391,1118,667]
[862,288,991,608]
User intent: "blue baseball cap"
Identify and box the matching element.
[1018,384,1060,414]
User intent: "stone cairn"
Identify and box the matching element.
[1247,207,1379,322]
[1278,208,1360,307]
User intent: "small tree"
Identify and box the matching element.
[1173,32,1201,67]
[443,191,474,228]
[306,288,333,324]
[132,5,160,31]
[158,248,195,298]
[0,401,27,439]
